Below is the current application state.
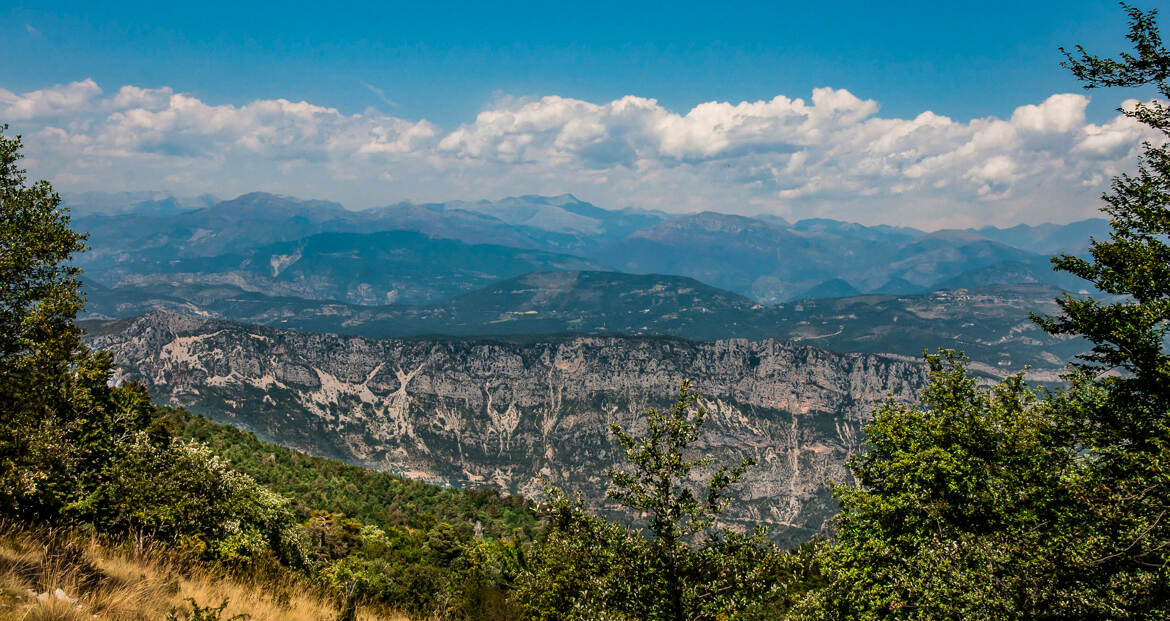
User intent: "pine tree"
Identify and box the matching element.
[1033,2,1170,609]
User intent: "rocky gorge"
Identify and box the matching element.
[86,311,931,543]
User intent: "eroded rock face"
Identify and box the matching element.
[87,312,929,543]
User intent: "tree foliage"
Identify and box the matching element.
[807,5,1170,618]
[1038,3,1170,610]
[518,380,790,620]
[1042,2,1170,422]
[804,354,1093,618]
[0,125,155,520]
[0,124,86,374]
[167,408,538,541]
[607,380,763,621]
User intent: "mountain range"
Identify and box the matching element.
[70,190,1108,545]
[71,192,1107,307]
[87,229,603,305]
[70,190,1105,380]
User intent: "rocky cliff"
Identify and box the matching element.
[86,312,931,543]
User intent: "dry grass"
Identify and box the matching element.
[0,521,406,620]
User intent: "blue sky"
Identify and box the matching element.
[0,1,1162,226]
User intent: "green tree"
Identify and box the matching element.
[0,125,155,519]
[74,435,311,569]
[518,380,784,620]
[516,488,646,620]
[1033,2,1170,609]
[806,5,1170,617]
[606,380,757,621]
[0,125,86,379]
[305,511,365,562]
[1041,2,1170,433]
[0,131,296,575]
[0,124,86,516]
[803,354,1085,619]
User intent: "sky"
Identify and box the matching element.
[0,0,1164,227]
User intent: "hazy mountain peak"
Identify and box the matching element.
[970,218,1110,254]
[223,191,347,210]
[202,193,352,223]
[920,228,991,243]
[798,278,861,300]
[63,191,220,217]
[511,193,582,206]
[791,218,924,242]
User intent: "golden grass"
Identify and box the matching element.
[0,521,406,621]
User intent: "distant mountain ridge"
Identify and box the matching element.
[63,190,220,216]
[968,219,1109,254]
[71,191,1108,306]
[590,211,1068,302]
[87,229,604,305]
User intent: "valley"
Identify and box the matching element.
[71,191,1098,544]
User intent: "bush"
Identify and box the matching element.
[73,436,311,570]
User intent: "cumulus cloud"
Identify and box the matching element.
[1011,93,1088,134]
[1,78,1160,227]
[110,85,175,110]
[0,79,102,120]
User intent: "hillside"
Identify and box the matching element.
[0,523,395,621]
[168,408,538,541]
[0,406,540,620]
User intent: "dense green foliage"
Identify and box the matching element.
[1039,4,1170,609]
[166,408,542,617]
[803,355,1089,618]
[0,125,154,522]
[805,5,1170,618]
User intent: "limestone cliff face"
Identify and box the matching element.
[87,312,929,543]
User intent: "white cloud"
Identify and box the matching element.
[0,79,101,120]
[87,93,437,163]
[1074,111,1145,158]
[1,78,1160,227]
[110,85,174,110]
[1010,93,1087,134]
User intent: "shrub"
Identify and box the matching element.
[73,436,311,570]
